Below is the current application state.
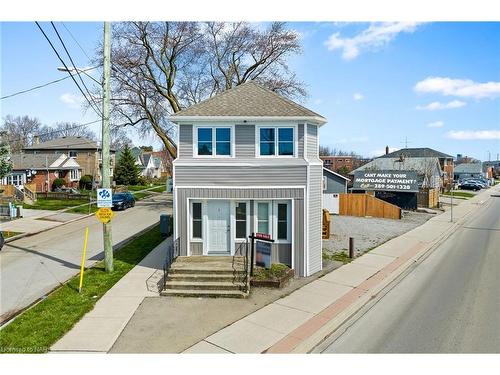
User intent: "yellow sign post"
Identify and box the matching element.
[79,227,89,293]
[95,207,114,224]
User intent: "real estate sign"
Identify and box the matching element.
[353,170,419,192]
[255,240,272,269]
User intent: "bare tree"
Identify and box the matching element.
[1,115,44,152]
[110,126,133,150]
[106,21,305,159]
[41,122,97,141]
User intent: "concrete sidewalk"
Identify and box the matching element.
[183,186,497,354]
[50,237,172,352]
[1,209,87,240]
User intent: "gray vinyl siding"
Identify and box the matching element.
[190,242,203,255]
[308,165,323,275]
[298,124,304,158]
[235,125,255,157]
[179,124,193,158]
[176,187,306,276]
[175,165,307,186]
[306,124,318,160]
[324,172,347,194]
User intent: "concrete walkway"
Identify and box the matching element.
[183,186,497,353]
[50,237,172,352]
[47,185,496,354]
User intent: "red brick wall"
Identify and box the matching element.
[30,171,78,192]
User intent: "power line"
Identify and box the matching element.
[61,22,92,61]
[2,119,101,145]
[34,22,102,118]
[50,22,103,117]
[1,75,71,100]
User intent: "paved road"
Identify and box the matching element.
[0,194,172,323]
[321,192,500,353]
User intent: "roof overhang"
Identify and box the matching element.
[169,115,328,127]
[323,167,351,181]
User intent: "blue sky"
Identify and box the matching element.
[1,22,499,160]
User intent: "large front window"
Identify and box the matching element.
[257,202,270,234]
[196,127,232,156]
[259,127,295,156]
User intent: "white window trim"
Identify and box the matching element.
[274,200,292,244]
[234,200,250,242]
[69,169,80,181]
[193,124,235,158]
[255,124,298,158]
[190,200,204,242]
[322,176,327,191]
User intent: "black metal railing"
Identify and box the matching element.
[162,237,180,289]
[233,239,250,293]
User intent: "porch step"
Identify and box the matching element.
[162,255,249,298]
[160,289,248,299]
[166,273,242,282]
[165,280,246,291]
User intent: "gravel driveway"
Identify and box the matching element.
[323,211,434,256]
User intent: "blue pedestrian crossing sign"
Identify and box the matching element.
[97,188,113,208]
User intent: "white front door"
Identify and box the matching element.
[207,200,231,254]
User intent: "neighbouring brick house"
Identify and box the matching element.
[23,136,115,185]
[320,155,371,176]
[1,153,82,192]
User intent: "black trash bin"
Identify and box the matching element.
[160,214,170,237]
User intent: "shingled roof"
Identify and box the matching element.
[382,147,453,159]
[170,81,326,124]
[24,136,99,150]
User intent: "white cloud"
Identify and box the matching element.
[414,77,500,99]
[427,121,444,128]
[416,100,466,111]
[370,147,399,157]
[324,22,421,60]
[353,92,364,101]
[59,93,84,109]
[446,130,500,140]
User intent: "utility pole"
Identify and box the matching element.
[102,21,113,272]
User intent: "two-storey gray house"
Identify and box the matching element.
[170,82,326,277]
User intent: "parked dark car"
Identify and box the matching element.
[0,231,4,251]
[458,182,482,191]
[112,192,135,210]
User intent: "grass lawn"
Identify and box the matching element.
[66,203,99,214]
[23,198,91,211]
[2,231,23,238]
[442,191,476,199]
[0,225,163,354]
[323,250,353,264]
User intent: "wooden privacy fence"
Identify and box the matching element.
[0,184,15,197]
[417,188,439,208]
[339,193,401,220]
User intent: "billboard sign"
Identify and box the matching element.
[353,170,419,192]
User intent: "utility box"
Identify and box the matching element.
[160,214,171,237]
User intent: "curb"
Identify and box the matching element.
[4,212,95,244]
[0,221,161,327]
[297,192,493,353]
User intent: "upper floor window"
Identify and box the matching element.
[258,126,295,157]
[196,127,232,157]
[69,150,78,158]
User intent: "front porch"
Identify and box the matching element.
[162,256,249,298]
